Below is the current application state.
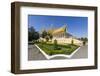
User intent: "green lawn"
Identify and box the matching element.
[36,43,79,56]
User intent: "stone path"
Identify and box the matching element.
[71,45,88,59]
[28,45,47,60]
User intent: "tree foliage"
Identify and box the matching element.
[81,37,88,42]
[41,31,53,42]
[80,37,88,45]
[41,30,48,38]
[28,26,39,41]
[45,36,49,42]
[48,33,53,40]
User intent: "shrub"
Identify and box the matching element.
[53,39,58,50]
[49,51,53,55]
[71,39,74,45]
[66,44,71,48]
[83,41,86,45]
[32,40,35,44]
[45,36,49,42]
[40,40,46,47]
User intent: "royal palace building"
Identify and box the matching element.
[40,25,82,46]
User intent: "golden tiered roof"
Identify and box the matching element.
[41,25,67,35]
[52,26,66,35]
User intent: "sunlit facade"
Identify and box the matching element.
[41,25,82,46]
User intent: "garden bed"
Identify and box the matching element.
[36,43,79,55]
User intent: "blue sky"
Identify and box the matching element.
[28,15,88,38]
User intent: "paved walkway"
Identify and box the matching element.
[71,45,88,59]
[28,45,47,60]
[28,45,88,60]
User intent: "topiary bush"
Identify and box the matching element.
[53,39,58,50]
[71,39,74,45]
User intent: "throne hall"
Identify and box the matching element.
[41,25,82,46]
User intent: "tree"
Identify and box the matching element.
[41,31,53,42]
[28,26,40,41]
[41,30,48,38]
[81,37,88,42]
[48,33,53,41]
[28,27,35,41]
[28,31,32,41]
[33,32,39,40]
[45,36,49,42]
[80,37,88,45]
[84,37,88,42]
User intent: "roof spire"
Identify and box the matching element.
[63,24,68,32]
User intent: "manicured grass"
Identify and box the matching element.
[36,43,79,55]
